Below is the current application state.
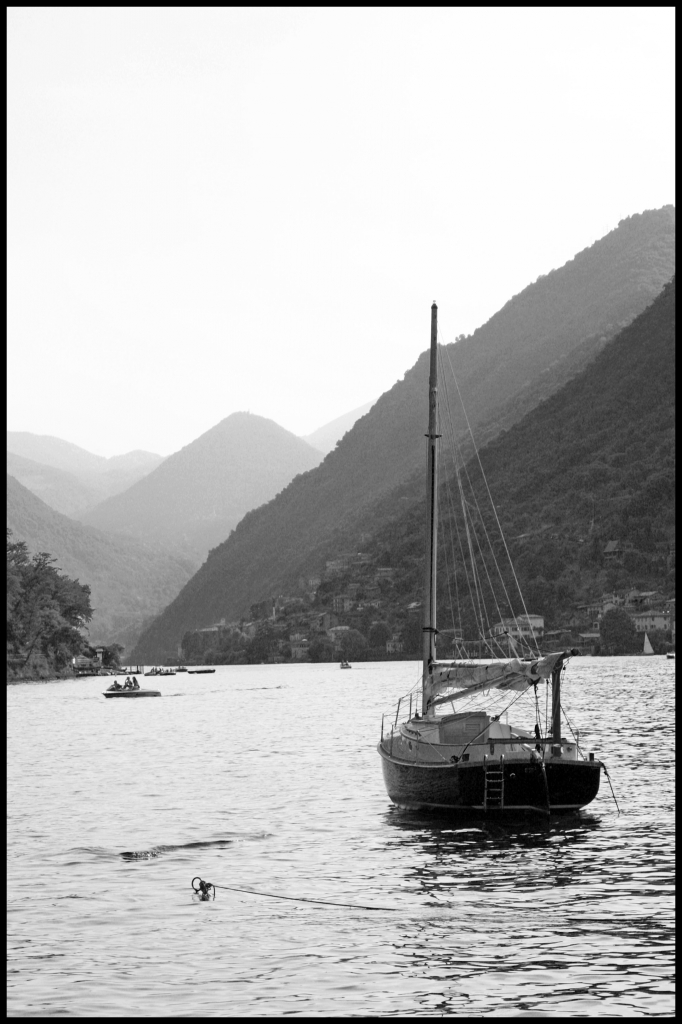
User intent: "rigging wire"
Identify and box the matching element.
[439,330,541,657]
[436,342,522,656]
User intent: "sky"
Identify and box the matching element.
[8,6,675,457]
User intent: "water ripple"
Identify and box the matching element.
[7,657,674,1016]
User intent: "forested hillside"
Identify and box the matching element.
[353,278,675,634]
[7,476,195,651]
[131,209,675,662]
[80,413,325,562]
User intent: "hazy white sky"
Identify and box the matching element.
[8,6,675,457]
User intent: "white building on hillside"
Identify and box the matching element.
[491,614,544,641]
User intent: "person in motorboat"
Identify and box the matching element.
[106,680,123,691]
[123,677,132,689]
[131,676,140,690]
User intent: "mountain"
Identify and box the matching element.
[80,413,325,562]
[7,475,196,651]
[348,277,675,633]
[7,432,112,476]
[6,432,165,512]
[130,207,675,661]
[7,452,104,518]
[302,401,376,454]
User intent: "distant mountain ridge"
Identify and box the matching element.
[302,401,375,454]
[7,475,195,650]
[130,206,675,662]
[6,432,165,513]
[7,452,102,518]
[80,412,325,562]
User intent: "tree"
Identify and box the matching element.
[599,608,639,654]
[368,621,391,647]
[6,530,92,672]
[401,617,423,656]
[339,628,368,660]
[308,637,334,662]
[246,622,277,663]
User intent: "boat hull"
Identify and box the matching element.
[378,744,601,815]
[103,689,161,698]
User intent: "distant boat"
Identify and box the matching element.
[175,666,188,672]
[666,651,675,660]
[340,661,352,669]
[642,632,655,655]
[187,668,216,674]
[103,681,160,698]
[144,667,176,676]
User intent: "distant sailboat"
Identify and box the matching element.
[642,632,655,655]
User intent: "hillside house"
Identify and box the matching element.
[314,611,338,632]
[351,552,373,565]
[290,637,310,659]
[386,633,404,654]
[604,540,624,562]
[198,618,227,634]
[625,590,665,610]
[332,594,354,613]
[327,625,350,640]
[324,558,349,577]
[631,610,671,633]
[491,614,544,641]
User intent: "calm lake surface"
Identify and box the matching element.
[8,657,674,1017]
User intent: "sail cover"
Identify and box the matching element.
[424,652,566,710]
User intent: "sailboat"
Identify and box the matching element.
[377,302,602,816]
[642,632,655,655]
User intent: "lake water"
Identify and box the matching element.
[7,657,674,1017]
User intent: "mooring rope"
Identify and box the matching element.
[600,761,621,815]
[190,877,399,911]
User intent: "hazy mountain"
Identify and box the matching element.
[7,475,196,651]
[80,412,325,562]
[7,452,103,518]
[130,207,675,661]
[302,400,375,454]
[6,432,165,510]
[7,432,111,475]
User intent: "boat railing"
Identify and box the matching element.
[379,688,578,759]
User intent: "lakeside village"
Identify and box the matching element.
[167,548,675,667]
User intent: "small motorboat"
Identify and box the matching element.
[187,668,216,674]
[175,666,188,672]
[103,681,160,698]
[666,652,675,660]
[144,667,176,676]
[340,661,352,669]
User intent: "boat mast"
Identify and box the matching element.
[551,663,562,748]
[422,301,439,714]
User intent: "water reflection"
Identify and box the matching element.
[380,802,673,1016]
